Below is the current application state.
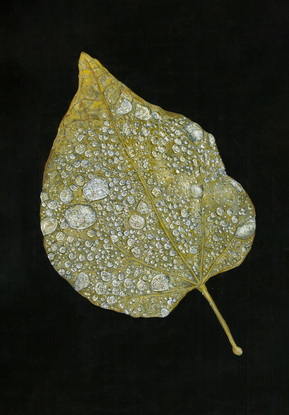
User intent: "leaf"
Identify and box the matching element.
[40,52,256,355]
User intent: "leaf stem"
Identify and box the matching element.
[198,284,243,356]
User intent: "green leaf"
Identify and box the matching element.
[40,52,256,355]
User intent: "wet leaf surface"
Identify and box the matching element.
[41,52,256,354]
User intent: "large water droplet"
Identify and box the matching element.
[60,188,74,204]
[137,200,150,215]
[235,218,256,239]
[115,98,132,115]
[190,184,203,199]
[160,307,170,317]
[184,122,203,142]
[95,282,107,295]
[83,176,109,201]
[41,217,58,235]
[151,274,170,291]
[129,214,145,229]
[64,205,96,230]
[74,272,90,291]
[135,104,151,120]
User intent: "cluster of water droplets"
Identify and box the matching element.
[40,58,255,317]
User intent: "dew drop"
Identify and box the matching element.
[41,217,58,235]
[216,207,225,216]
[230,179,243,193]
[137,200,150,215]
[131,247,142,258]
[101,271,112,282]
[95,282,107,295]
[184,122,203,142]
[137,280,148,291]
[124,278,134,288]
[151,274,170,291]
[64,205,96,230]
[190,184,203,198]
[160,307,170,317]
[129,214,145,229]
[135,104,151,120]
[60,188,74,204]
[235,218,256,239]
[189,246,199,255]
[74,272,90,291]
[107,295,117,305]
[115,98,132,115]
[152,187,161,197]
[83,176,109,201]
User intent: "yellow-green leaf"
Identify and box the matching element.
[40,52,256,355]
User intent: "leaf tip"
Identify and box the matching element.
[78,52,105,77]
[79,51,91,62]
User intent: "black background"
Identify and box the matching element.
[1,1,289,414]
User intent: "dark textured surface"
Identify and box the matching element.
[1,1,288,414]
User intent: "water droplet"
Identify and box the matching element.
[189,246,198,254]
[111,235,119,243]
[137,280,148,291]
[184,122,203,142]
[83,176,109,201]
[41,217,58,235]
[124,278,133,288]
[152,111,161,120]
[172,144,180,153]
[160,307,170,317]
[181,208,189,218]
[235,218,256,239]
[56,232,65,241]
[107,295,117,305]
[230,179,243,193]
[47,200,59,210]
[115,98,132,115]
[131,247,142,258]
[127,196,135,205]
[151,274,170,291]
[75,175,85,186]
[152,187,161,197]
[101,271,112,282]
[129,214,145,229]
[216,207,224,216]
[40,192,48,202]
[95,282,107,295]
[74,272,90,291]
[208,133,215,145]
[60,188,74,204]
[135,104,151,120]
[190,184,203,198]
[137,200,150,215]
[64,205,96,230]
[75,144,85,154]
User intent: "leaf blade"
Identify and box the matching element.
[40,52,255,329]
